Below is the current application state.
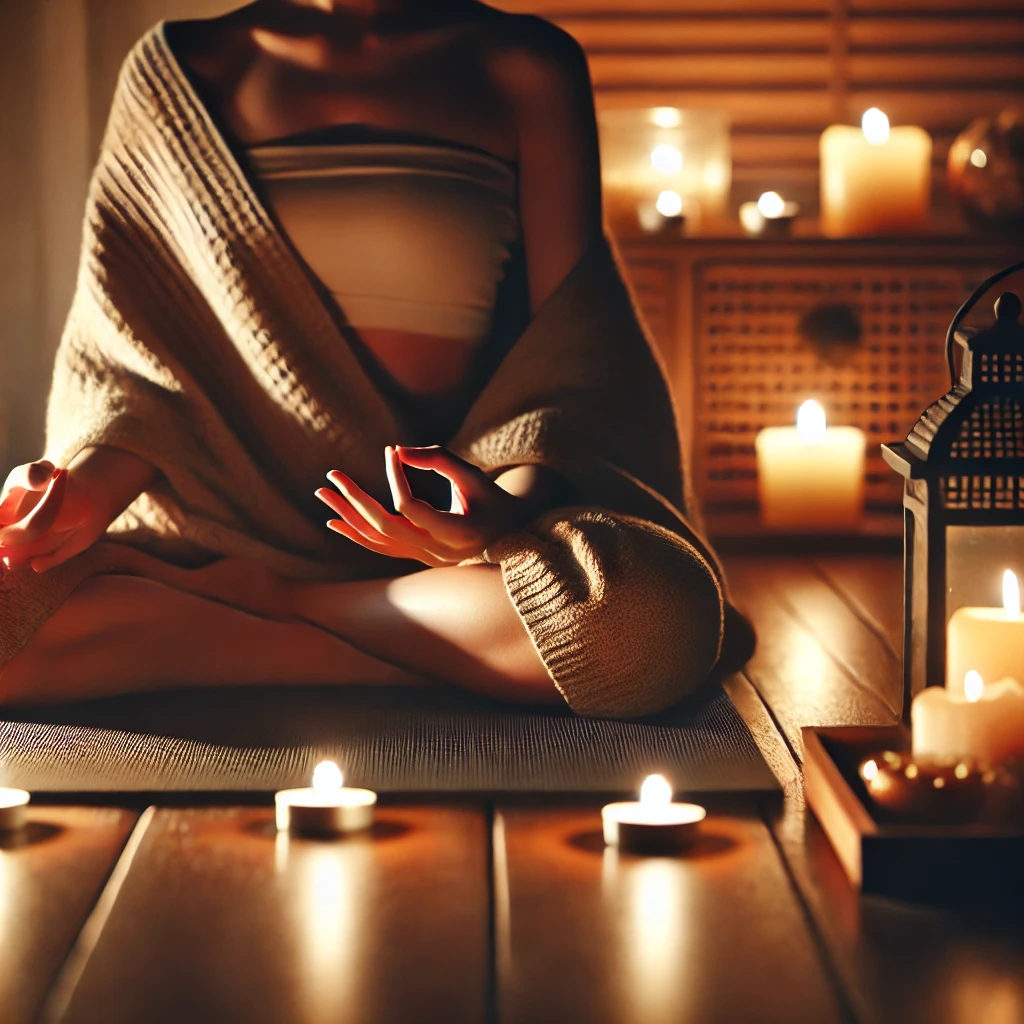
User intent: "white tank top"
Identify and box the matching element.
[247,129,520,343]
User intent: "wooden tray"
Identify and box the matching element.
[803,726,1024,904]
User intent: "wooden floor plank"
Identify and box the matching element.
[55,804,490,1024]
[813,555,905,663]
[724,556,899,758]
[0,807,137,1024]
[495,797,848,1024]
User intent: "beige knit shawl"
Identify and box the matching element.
[1,23,727,717]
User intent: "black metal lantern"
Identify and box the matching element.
[882,260,1024,718]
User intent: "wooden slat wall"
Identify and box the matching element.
[496,0,1024,218]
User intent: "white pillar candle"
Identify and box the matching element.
[820,108,931,237]
[275,761,376,837]
[912,672,1024,765]
[755,400,866,529]
[602,774,706,853]
[947,570,1024,694]
[0,787,29,831]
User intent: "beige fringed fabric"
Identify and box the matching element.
[0,22,742,718]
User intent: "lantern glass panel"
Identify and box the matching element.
[945,526,1024,620]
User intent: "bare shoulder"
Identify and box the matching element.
[479,11,591,99]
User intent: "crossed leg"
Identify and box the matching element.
[0,564,556,706]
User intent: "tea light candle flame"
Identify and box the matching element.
[861,108,890,146]
[655,190,683,217]
[756,191,786,219]
[640,774,672,808]
[796,400,827,443]
[861,759,879,781]
[312,760,342,794]
[964,670,984,704]
[1003,570,1020,620]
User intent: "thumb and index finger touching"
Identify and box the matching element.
[391,445,487,503]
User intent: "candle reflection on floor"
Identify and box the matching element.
[602,845,694,1024]
[277,834,370,1023]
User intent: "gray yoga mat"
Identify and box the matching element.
[0,684,778,795]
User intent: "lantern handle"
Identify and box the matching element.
[945,259,1024,386]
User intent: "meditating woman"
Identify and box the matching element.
[0,0,751,715]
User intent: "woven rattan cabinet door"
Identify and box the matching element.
[692,260,1002,520]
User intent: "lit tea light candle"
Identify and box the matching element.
[739,190,801,237]
[637,189,687,234]
[755,400,866,529]
[275,761,376,837]
[820,108,931,237]
[0,787,29,831]
[912,671,1024,766]
[947,570,1024,693]
[602,774,705,854]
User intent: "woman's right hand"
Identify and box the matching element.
[0,459,118,573]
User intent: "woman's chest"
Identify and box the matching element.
[215,35,517,163]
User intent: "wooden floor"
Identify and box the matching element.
[4,555,1023,1024]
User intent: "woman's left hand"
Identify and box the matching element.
[315,446,527,567]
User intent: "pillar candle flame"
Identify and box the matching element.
[796,400,827,443]
[1003,570,1020,620]
[640,774,672,808]
[312,760,343,794]
[964,670,984,704]
[861,107,890,146]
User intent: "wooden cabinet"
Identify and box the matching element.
[617,236,1023,534]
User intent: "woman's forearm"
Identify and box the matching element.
[66,445,159,523]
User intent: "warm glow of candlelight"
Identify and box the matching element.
[650,144,683,175]
[651,107,681,129]
[861,108,890,146]
[312,760,342,794]
[964,670,984,704]
[655,190,683,217]
[756,191,785,219]
[860,759,878,781]
[796,400,827,443]
[969,148,987,169]
[1003,570,1020,619]
[640,774,672,808]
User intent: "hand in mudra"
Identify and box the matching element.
[315,446,526,567]
[0,460,111,573]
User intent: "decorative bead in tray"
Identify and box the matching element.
[802,726,1024,905]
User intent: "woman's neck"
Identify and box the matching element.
[257,0,472,49]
